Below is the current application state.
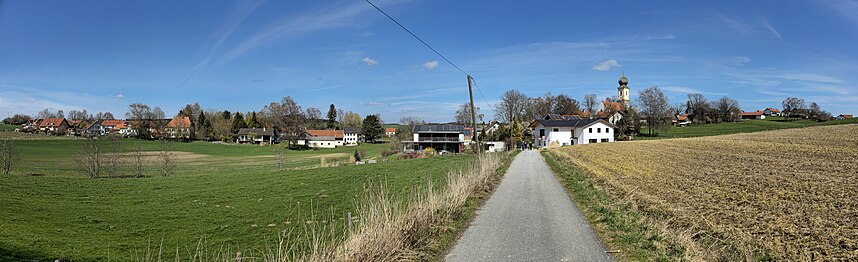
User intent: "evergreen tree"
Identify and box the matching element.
[231,112,247,133]
[361,115,383,143]
[246,112,262,128]
[196,111,210,139]
[327,104,337,129]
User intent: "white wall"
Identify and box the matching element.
[576,122,614,144]
[344,133,359,145]
[533,123,573,146]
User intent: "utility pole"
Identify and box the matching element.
[467,75,480,156]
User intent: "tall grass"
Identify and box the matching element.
[130,152,508,261]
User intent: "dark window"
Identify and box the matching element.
[588,128,592,133]
[597,128,601,133]
[601,138,609,142]
[553,128,559,132]
[539,129,545,137]
[588,139,597,143]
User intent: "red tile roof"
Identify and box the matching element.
[676,114,689,121]
[306,129,344,139]
[166,117,192,128]
[741,110,765,116]
[839,114,853,119]
[765,107,781,113]
[38,118,67,127]
[102,119,128,129]
[385,127,397,133]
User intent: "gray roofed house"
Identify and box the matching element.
[236,128,276,145]
[530,117,617,147]
[342,126,363,145]
[412,124,466,133]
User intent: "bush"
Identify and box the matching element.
[397,152,422,160]
[381,149,399,157]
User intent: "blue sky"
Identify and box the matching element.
[1,0,856,122]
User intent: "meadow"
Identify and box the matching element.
[638,117,858,140]
[0,132,391,177]
[0,133,482,261]
[548,125,857,260]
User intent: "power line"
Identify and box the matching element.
[364,0,493,110]
[364,0,468,76]
[469,76,494,109]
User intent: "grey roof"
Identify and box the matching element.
[544,114,583,120]
[237,128,275,136]
[534,119,609,128]
[413,124,465,133]
[343,127,362,134]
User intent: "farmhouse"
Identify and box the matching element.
[38,118,69,135]
[530,117,615,147]
[165,117,193,139]
[84,121,106,137]
[100,119,128,134]
[764,107,781,116]
[385,127,397,137]
[236,128,275,145]
[836,114,853,120]
[741,110,766,120]
[403,124,466,153]
[672,114,691,126]
[298,129,345,148]
[343,127,362,146]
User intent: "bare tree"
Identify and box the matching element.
[0,139,16,175]
[782,97,806,121]
[494,89,530,123]
[715,97,742,123]
[455,103,484,127]
[686,93,710,124]
[79,137,103,178]
[262,97,304,145]
[159,140,175,177]
[273,144,287,170]
[638,87,671,136]
[670,103,686,117]
[583,94,598,117]
[131,143,146,178]
[553,94,581,115]
[106,135,121,177]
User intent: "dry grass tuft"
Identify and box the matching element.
[550,124,858,260]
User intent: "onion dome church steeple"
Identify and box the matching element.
[617,72,630,105]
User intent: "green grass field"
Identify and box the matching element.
[638,117,858,140]
[0,134,479,260]
[0,133,393,177]
[0,124,18,132]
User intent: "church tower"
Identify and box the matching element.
[618,73,630,106]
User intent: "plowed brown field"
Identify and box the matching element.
[550,124,858,260]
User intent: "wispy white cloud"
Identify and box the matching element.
[181,0,267,85]
[422,60,439,70]
[592,59,621,71]
[361,101,385,106]
[362,57,379,66]
[713,13,783,39]
[760,18,782,39]
[729,56,751,66]
[816,0,858,25]
[115,93,125,98]
[660,86,725,96]
[0,86,127,117]
[645,33,675,40]
[216,0,406,65]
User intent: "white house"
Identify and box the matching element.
[343,127,362,146]
[298,130,345,148]
[530,118,616,147]
[236,128,275,145]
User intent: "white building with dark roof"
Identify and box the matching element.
[530,118,615,147]
[403,124,466,153]
[342,127,362,146]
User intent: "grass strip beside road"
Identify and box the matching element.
[542,151,687,261]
